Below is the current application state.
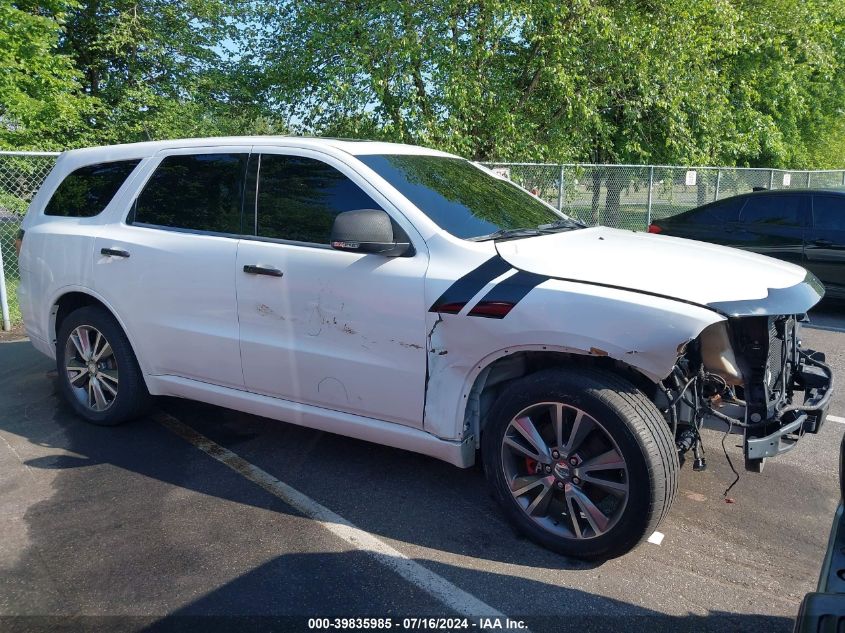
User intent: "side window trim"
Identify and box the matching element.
[242,152,259,237]
[124,147,252,237]
[240,233,335,250]
[128,222,249,240]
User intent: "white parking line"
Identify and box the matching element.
[157,413,510,621]
[828,415,845,424]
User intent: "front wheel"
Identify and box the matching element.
[56,306,151,426]
[482,367,678,559]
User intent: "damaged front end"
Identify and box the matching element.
[658,314,833,472]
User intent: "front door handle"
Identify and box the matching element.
[101,247,130,258]
[243,264,284,277]
[813,239,833,247]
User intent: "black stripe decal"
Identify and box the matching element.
[429,256,513,313]
[467,271,548,318]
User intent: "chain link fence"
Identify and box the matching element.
[0,151,60,329]
[1,151,844,329]
[483,163,845,230]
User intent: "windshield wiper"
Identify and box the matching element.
[467,228,547,242]
[536,218,584,231]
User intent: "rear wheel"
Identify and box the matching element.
[482,367,678,559]
[56,306,151,426]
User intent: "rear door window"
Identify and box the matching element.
[133,153,248,234]
[45,160,140,217]
[679,197,744,225]
[253,154,383,245]
[812,195,845,230]
[739,194,806,226]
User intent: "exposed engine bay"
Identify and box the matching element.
[656,314,833,476]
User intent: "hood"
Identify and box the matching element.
[494,227,824,316]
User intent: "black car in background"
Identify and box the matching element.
[649,189,845,298]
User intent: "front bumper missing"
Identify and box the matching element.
[745,351,833,461]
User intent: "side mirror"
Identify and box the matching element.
[330,209,413,257]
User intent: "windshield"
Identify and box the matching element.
[357,154,579,240]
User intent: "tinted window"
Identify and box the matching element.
[255,154,382,244]
[739,195,804,226]
[357,155,564,240]
[134,153,247,233]
[45,160,140,217]
[677,197,743,225]
[813,195,845,230]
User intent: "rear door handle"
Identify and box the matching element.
[243,264,283,277]
[813,239,833,247]
[101,248,130,258]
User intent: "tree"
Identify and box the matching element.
[57,0,280,143]
[246,0,845,168]
[0,1,92,149]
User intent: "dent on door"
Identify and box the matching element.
[236,242,429,428]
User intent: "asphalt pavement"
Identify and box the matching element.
[1,306,844,632]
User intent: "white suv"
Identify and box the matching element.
[17,137,832,559]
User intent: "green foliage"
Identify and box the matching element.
[247,0,845,167]
[0,0,283,149]
[0,1,92,148]
[57,0,285,143]
[6,275,21,326]
[1,0,843,167]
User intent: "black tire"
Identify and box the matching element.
[56,306,151,426]
[482,367,678,559]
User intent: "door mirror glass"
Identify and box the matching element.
[330,209,412,256]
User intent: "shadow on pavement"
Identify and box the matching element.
[139,551,794,633]
[0,340,801,631]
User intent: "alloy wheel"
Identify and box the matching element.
[64,325,119,412]
[500,402,629,540]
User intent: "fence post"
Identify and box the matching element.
[807,171,812,188]
[0,246,9,331]
[557,165,565,212]
[769,170,775,189]
[646,166,654,227]
[714,169,721,201]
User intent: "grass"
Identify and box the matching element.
[3,274,21,327]
[562,201,698,231]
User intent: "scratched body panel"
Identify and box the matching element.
[423,263,723,441]
[19,136,827,472]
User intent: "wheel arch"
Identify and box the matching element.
[426,345,664,465]
[50,287,150,380]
